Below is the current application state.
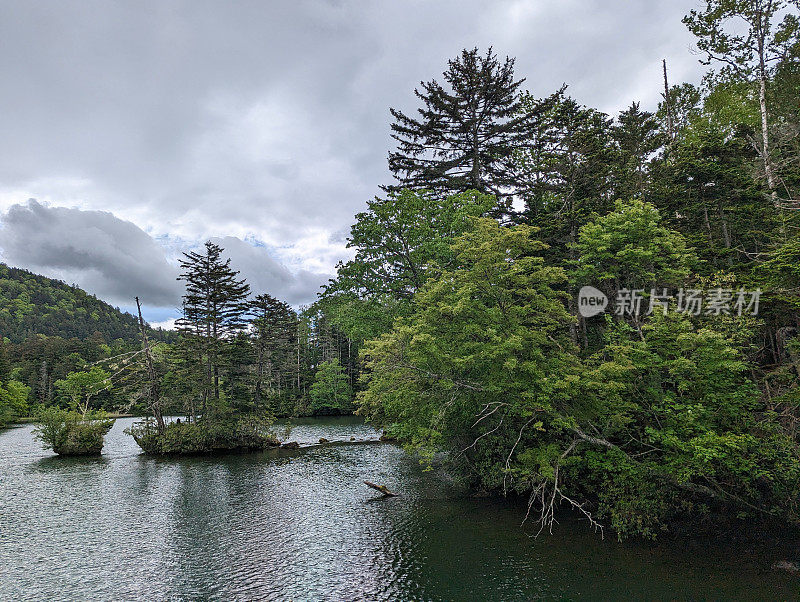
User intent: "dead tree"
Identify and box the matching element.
[136,297,164,433]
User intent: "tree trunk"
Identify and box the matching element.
[136,297,164,433]
[757,30,777,201]
[364,481,398,496]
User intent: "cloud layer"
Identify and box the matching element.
[0,1,706,317]
[0,200,181,306]
[0,201,330,312]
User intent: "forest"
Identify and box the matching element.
[3,1,800,538]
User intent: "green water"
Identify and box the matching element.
[0,416,797,600]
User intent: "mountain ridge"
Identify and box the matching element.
[0,262,166,344]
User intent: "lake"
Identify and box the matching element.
[0,416,797,600]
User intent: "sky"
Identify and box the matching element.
[0,0,706,327]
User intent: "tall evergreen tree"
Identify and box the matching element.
[176,241,250,418]
[251,293,297,411]
[514,91,615,260]
[387,47,550,210]
[612,102,663,200]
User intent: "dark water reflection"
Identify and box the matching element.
[1,417,797,600]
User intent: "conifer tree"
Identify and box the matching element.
[176,241,250,417]
[514,91,615,258]
[251,293,296,409]
[387,47,550,209]
[612,102,663,200]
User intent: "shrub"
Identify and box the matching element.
[33,407,114,455]
[126,414,280,455]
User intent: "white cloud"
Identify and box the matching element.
[150,318,177,331]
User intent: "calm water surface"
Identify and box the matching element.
[1,416,797,601]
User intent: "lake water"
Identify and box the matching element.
[0,416,797,600]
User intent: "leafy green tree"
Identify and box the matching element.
[358,217,579,493]
[309,359,352,415]
[0,379,29,427]
[54,367,111,416]
[322,189,494,341]
[387,47,551,209]
[0,263,160,345]
[33,406,113,455]
[575,199,694,293]
[573,313,800,537]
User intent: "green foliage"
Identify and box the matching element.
[683,1,800,80]
[309,359,352,415]
[574,199,695,291]
[387,47,546,207]
[322,189,495,341]
[176,241,251,419]
[54,367,111,416]
[514,90,615,258]
[358,217,577,472]
[7,27,800,540]
[358,213,800,538]
[250,293,298,412]
[126,414,279,454]
[576,314,799,536]
[0,263,155,344]
[33,406,114,455]
[0,379,30,427]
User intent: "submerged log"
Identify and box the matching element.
[364,480,398,496]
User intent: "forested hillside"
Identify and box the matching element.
[0,263,179,426]
[0,263,142,344]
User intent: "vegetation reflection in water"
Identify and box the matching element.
[1,416,797,601]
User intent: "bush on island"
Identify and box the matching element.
[126,413,280,454]
[33,406,115,455]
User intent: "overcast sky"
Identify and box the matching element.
[0,0,705,326]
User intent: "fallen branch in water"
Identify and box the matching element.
[364,481,398,496]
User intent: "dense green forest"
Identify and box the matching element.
[0,263,147,343]
[321,3,800,538]
[0,255,356,431]
[5,1,800,537]
[0,264,175,426]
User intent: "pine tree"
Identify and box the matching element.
[176,241,250,418]
[514,91,615,259]
[612,102,663,200]
[387,47,549,209]
[251,293,296,410]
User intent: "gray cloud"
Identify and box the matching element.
[0,200,182,307]
[0,1,706,305]
[0,201,331,311]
